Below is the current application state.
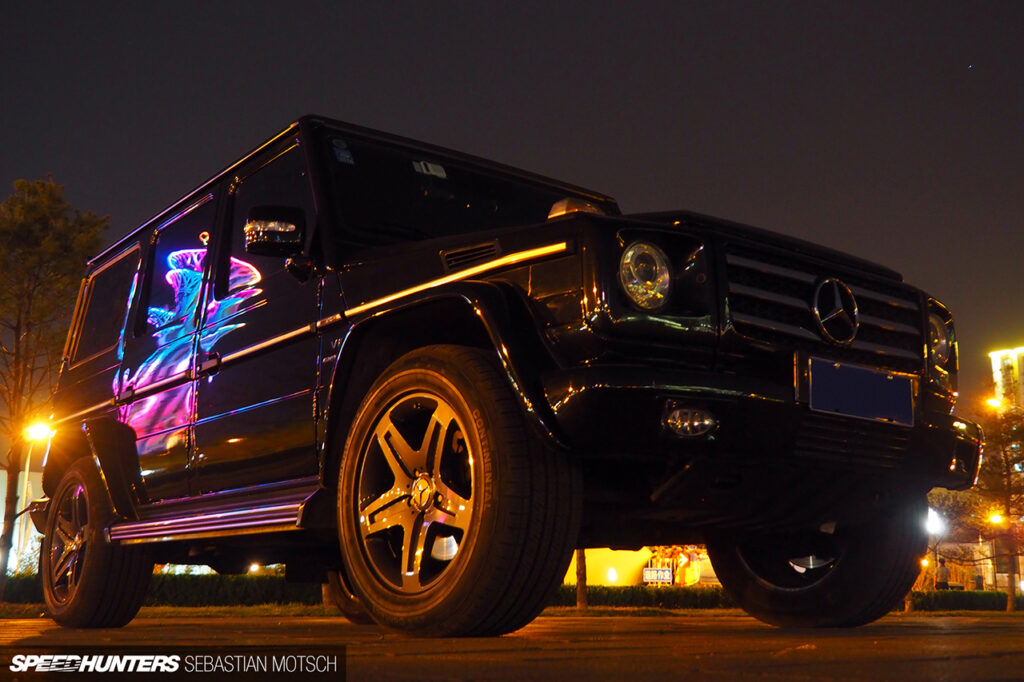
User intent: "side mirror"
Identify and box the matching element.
[243,206,304,257]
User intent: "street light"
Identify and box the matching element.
[14,421,53,573]
[24,422,54,442]
[987,512,1018,611]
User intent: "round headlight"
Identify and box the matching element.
[928,313,951,366]
[619,241,671,311]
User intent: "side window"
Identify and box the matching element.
[142,196,216,339]
[221,146,312,297]
[72,248,141,363]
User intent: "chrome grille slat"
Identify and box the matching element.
[725,254,817,283]
[725,245,924,372]
[728,283,808,310]
[730,312,820,340]
[849,340,922,361]
[857,314,919,336]
[848,285,918,310]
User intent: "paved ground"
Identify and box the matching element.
[3,612,1024,681]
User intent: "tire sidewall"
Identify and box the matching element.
[42,459,116,625]
[709,497,928,627]
[337,351,511,630]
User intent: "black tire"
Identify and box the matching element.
[41,458,152,628]
[322,569,374,624]
[337,345,581,636]
[706,496,928,627]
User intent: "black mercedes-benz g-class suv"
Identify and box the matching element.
[32,115,981,635]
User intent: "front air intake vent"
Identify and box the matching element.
[442,241,500,272]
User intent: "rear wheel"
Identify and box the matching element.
[337,345,580,636]
[707,496,928,627]
[42,458,152,627]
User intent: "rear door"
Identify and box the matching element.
[117,194,217,501]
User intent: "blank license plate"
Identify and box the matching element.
[809,358,914,426]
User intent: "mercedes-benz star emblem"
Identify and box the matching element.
[812,278,859,345]
[410,474,436,512]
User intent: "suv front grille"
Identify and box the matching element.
[725,245,924,373]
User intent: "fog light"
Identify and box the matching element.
[663,402,717,437]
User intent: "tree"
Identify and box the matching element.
[974,405,1024,610]
[0,178,105,598]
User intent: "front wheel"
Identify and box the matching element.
[337,345,581,637]
[322,569,374,624]
[41,458,152,627]
[707,496,928,627]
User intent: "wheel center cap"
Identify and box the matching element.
[410,474,436,512]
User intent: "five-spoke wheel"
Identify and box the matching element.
[356,392,474,593]
[337,345,580,636]
[42,458,152,627]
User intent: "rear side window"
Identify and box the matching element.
[142,195,216,336]
[72,247,140,363]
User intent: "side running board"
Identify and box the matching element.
[108,478,321,545]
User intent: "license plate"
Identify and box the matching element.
[809,358,914,426]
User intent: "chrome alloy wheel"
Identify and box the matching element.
[48,483,89,605]
[355,391,474,593]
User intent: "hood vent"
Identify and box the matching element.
[441,241,500,272]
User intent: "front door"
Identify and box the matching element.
[192,143,319,494]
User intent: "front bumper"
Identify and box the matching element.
[542,363,981,491]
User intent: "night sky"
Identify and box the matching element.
[2,1,1022,412]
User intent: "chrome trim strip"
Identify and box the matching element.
[192,388,312,427]
[131,371,192,397]
[52,399,116,426]
[725,255,817,283]
[345,241,570,317]
[116,523,300,545]
[109,502,301,541]
[219,324,313,365]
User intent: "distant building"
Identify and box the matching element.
[990,347,1024,407]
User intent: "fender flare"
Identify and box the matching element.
[321,281,568,484]
[78,418,144,521]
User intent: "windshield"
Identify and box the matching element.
[322,134,586,251]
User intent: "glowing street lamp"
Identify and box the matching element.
[24,422,54,442]
[13,421,53,573]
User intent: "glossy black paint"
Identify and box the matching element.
[40,115,980,569]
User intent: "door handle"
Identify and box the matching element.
[198,352,221,375]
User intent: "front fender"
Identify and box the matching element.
[324,281,568,471]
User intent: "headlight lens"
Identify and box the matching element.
[619,241,672,311]
[928,312,951,366]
